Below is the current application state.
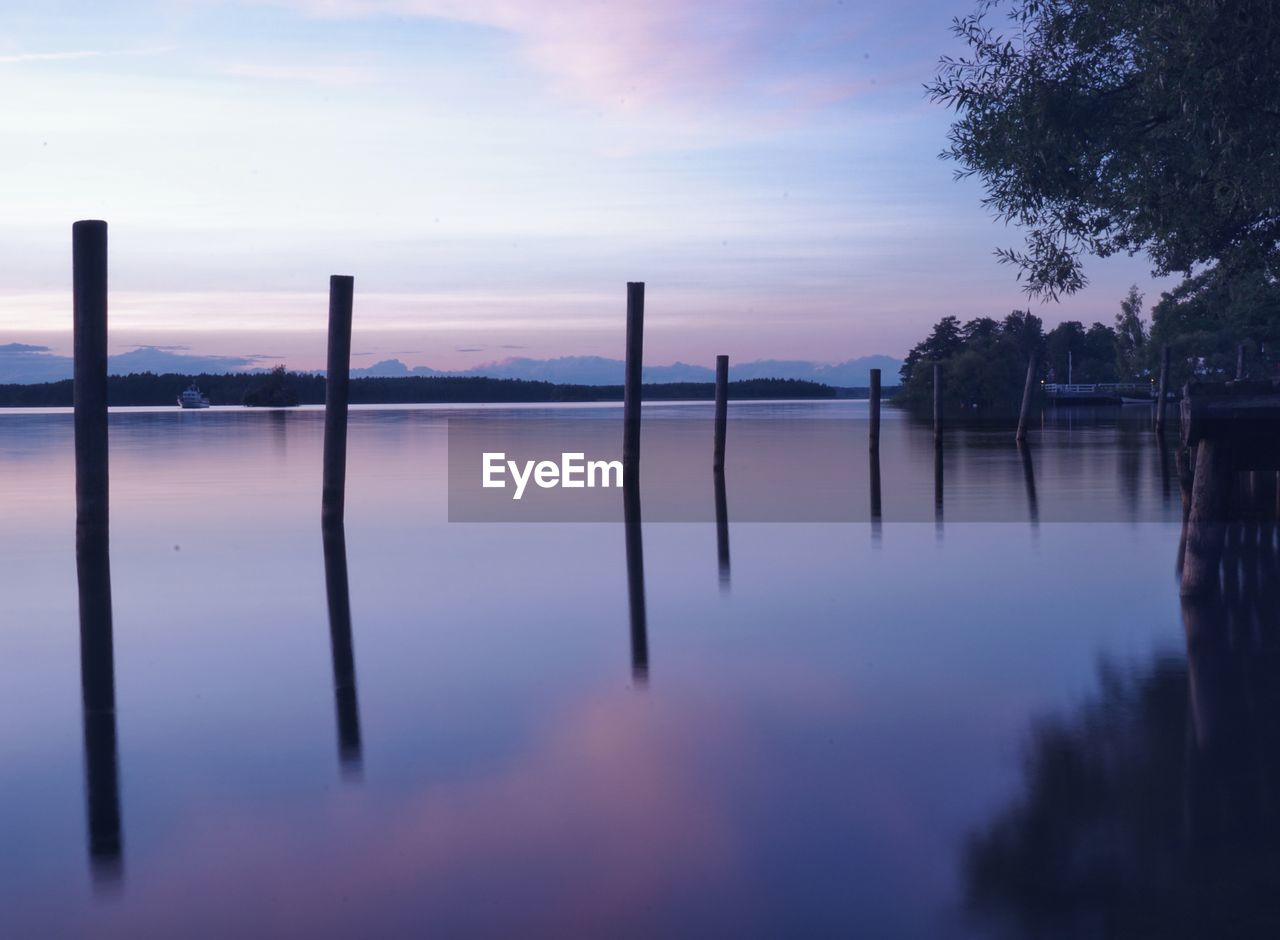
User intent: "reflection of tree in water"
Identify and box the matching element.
[966,527,1280,938]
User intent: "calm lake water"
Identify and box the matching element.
[1,401,1274,936]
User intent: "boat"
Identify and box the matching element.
[177,383,211,409]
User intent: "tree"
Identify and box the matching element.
[899,311,1044,411]
[929,0,1280,298]
[1114,285,1148,380]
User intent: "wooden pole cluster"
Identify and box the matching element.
[622,282,645,475]
[869,368,881,451]
[322,276,355,527]
[73,220,109,533]
[1016,351,1038,443]
[713,354,729,471]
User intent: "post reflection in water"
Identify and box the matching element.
[713,469,731,589]
[322,524,363,776]
[965,524,1280,937]
[75,525,123,886]
[933,439,944,537]
[1017,442,1039,529]
[869,446,882,544]
[623,478,648,684]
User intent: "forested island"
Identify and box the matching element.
[0,371,838,407]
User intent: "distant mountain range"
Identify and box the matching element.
[350,355,902,386]
[0,344,266,384]
[0,343,901,387]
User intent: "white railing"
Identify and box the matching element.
[1043,382,1152,395]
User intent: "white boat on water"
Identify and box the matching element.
[177,383,211,409]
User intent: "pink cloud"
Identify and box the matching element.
[255,0,879,116]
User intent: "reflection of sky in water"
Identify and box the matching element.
[0,403,1189,936]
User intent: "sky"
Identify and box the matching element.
[0,0,1172,372]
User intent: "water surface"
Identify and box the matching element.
[1,401,1267,936]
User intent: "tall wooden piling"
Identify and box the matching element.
[869,368,881,452]
[623,282,645,474]
[933,362,942,441]
[1182,439,1231,596]
[1015,351,1037,443]
[713,354,729,471]
[73,220,109,533]
[322,275,354,527]
[1237,343,1247,381]
[1154,345,1170,435]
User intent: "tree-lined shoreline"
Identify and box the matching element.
[0,371,847,408]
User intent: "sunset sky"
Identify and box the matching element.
[0,0,1169,372]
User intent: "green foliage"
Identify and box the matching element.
[243,364,301,407]
[1148,265,1280,387]
[1113,286,1148,380]
[930,0,1280,297]
[899,310,1044,411]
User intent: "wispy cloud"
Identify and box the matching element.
[0,46,175,65]
[222,61,379,86]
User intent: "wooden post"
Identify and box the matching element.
[1181,439,1232,596]
[1154,345,1170,435]
[73,220,109,533]
[623,282,644,473]
[322,275,354,526]
[933,362,942,441]
[623,479,648,683]
[869,368,881,452]
[1015,351,1038,442]
[323,524,362,774]
[713,354,728,471]
[1237,343,1247,381]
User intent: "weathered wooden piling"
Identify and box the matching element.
[713,354,729,471]
[1182,439,1231,595]
[1154,345,1170,435]
[322,524,362,774]
[933,362,943,441]
[1237,343,1247,381]
[76,524,121,881]
[73,220,109,533]
[1015,351,1038,443]
[869,368,881,452]
[1178,380,1280,594]
[623,478,648,683]
[623,282,644,474]
[713,468,730,588]
[321,275,354,526]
